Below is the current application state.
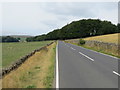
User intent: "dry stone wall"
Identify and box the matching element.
[85,40,120,56]
[0,42,54,79]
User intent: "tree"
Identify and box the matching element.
[117,23,120,33]
[2,36,19,42]
[17,38,21,41]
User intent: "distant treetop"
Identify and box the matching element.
[2,36,19,42]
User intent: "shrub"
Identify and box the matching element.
[26,85,36,88]
[79,39,86,45]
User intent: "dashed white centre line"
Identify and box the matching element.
[71,47,76,50]
[79,52,94,61]
[66,45,69,47]
[65,43,69,47]
[113,71,120,76]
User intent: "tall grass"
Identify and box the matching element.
[43,46,56,88]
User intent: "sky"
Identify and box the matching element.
[1,2,118,36]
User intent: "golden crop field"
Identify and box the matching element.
[84,33,119,44]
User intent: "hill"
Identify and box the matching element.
[26,19,120,42]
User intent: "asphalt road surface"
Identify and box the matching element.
[58,41,119,88]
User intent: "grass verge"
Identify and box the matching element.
[43,42,56,88]
[1,42,56,88]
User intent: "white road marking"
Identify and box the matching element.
[64,43,69,47]
[79,52,94,61]
[71,47,76,50]
[113,71,120,76]
[65,44,68,47]
[56,42,59,88]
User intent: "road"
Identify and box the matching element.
[57,41,119,88]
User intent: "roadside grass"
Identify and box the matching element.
[2,41,52,68]
[43,46,56,88]
[84,33,119,44]
[2,42,56,88]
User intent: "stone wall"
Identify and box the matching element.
[65,39,79,44]
[85,40,120,56]
[0,42,54,79]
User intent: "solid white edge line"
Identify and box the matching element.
[79,52,94,61]
[56,41,59,88]
[113,71,120,77]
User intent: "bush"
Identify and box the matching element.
[26,85,36,88]
[79,39,86,45]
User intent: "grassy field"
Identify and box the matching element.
[2,41,52,68]
[2,42,56,88]
[84,33,119,44]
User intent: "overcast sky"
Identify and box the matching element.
[2,2,118,36]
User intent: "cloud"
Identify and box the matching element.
[41,2,96,17]
[2,2,118,36]
[0,3,2,36]
[118,2,120,23]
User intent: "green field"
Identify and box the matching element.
[2,41,52,68]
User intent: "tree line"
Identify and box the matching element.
[26,19,120,42]
[1,36,19,42]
